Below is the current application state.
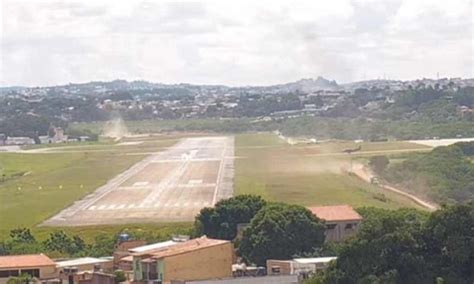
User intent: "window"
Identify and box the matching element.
[0,270,19,278]
[271,266,281,274]
[20,269,40,278]
[326,224,336,230]
[345,223,353,229]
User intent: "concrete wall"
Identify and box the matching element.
[325,220,360,242]
[164,242,233,284]
[266,260,292,275]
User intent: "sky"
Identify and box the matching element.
[1,0,473,87]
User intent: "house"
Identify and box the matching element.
[0,254,58,284]
[267,257,337,279]
[308,205,363,242]
[131,236,233,283]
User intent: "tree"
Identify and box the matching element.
[10,228,35,243]
[313,205,473,283]
[114,270,126,283]
[194,195,266,240]
[43,231,86,256]
[6,273,33,284]
[368,156,389,175]
[421,203,474,283]
[238,203,325,266]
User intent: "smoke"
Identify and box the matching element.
[103,117,130,140]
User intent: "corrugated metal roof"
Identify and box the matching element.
[56,257,111,268]
[129,240,178,253]
[293,257,337,264]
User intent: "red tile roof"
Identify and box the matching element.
[308,205,363,222]
[149,236,229,259]
[0,254,55,269]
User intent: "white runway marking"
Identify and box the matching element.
[133,181,149,187]
[43,136,235,226]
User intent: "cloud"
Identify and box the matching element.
[0,0,472,86]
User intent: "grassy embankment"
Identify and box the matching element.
[234,133,429,209]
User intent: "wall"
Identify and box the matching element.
[324,220,360,242]
[163,242,233,283]
[266,260,292,275]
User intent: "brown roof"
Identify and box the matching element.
[0,254,55,269]
[149,236,229,260]
[308,205,363,222]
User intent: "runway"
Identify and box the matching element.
[43,136,234,226]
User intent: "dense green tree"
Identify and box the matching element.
[194,195,266,240]
[383,142,474,203]
[10,228,35,244]
[43,231,86,256]
[310,205,473,284]
[421,203,474,283]
[238,203,325,266]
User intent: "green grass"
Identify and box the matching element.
[32,223,193,243]
[235,133,427,210]
[0,152,146,239]
[0,134,190,240]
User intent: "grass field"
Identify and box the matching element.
[235,133,428,210]
[1,131,430,242]
[0,135,190,241]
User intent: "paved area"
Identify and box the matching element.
[43,136,234,226]
[409,138,474,147]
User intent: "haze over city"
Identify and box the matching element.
[1,0,473,87]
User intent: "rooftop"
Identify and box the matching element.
[307,205,363,222]
[293,257,337,264]
[56,257,112,268]
[0,254,55,269]
[149,236,229,260]
[129,240,179,254]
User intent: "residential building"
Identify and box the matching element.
[131,236,233,284]
[0,254,58,284]
[308,205,363,242]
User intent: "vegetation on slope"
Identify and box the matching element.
[381,142,474,203]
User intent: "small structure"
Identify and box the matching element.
[174,274,299,284]
[5,136,35,145]
[0,254,58,283]
[308,205,363,242]
[131,236,233,283]
[56,257,113,273]
[267,257,336,280]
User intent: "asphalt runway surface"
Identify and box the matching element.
[43,136,234,226]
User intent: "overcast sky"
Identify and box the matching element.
[1,0,473,87]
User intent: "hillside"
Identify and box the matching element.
[381,142,474,204]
